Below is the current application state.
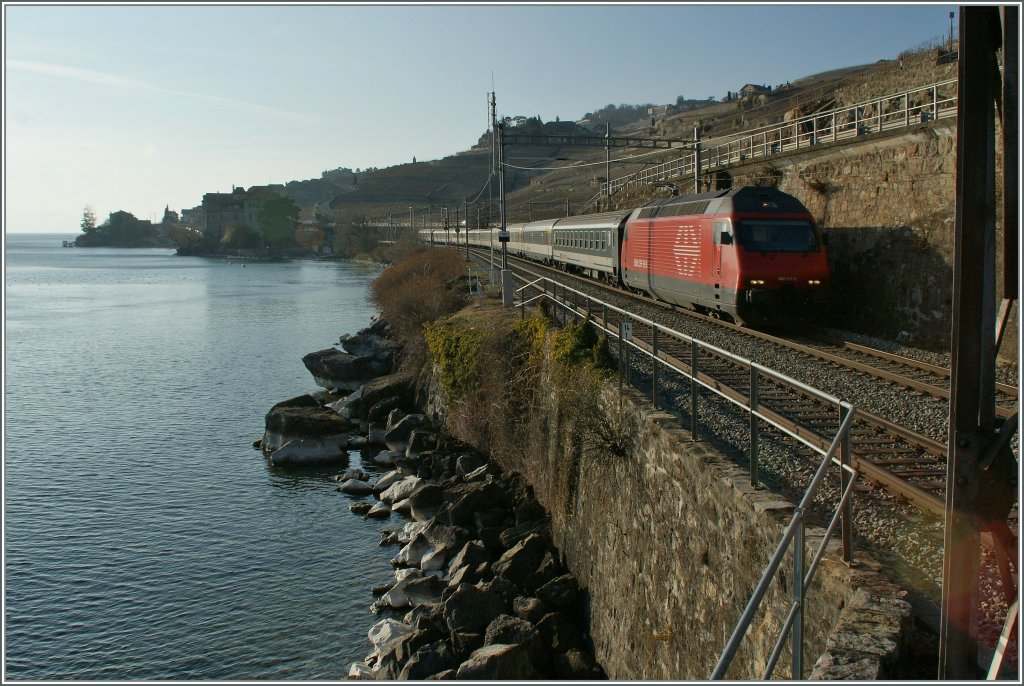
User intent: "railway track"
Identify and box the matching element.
[468,248,1018,521]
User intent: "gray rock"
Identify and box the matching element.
[399,640,458,681]
[366,501,391,519]
[367,396,402,423]
[359,373,413,421]
[349,502,373,515]
[499,518,551,550]
[536,574,579,612]
[455,643,539,680]
[484,614,538,646]
[493,533,549,589]
[448,540,492,579]
[268,438,348,466]
[408,484,445,522]
[338,478,374,495]
[535,612,583,653]
[513,596,551,625]
[384,413,431,453]
[301,347,388,391]
[339,331,400,362]
[442,583,503,634]
[406,430,438,457]
[262,401,353,452]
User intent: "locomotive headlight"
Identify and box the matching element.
[749,279,765,286]
[807,279,821,285]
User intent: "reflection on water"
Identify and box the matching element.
[5,234,394,680]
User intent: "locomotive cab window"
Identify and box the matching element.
[736,219,819,252]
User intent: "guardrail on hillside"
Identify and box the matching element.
[602,79,958,196]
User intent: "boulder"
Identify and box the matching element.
[393,532,433,568]
[302,347,389,392]
[268,438,348,466]
[262,402,353,452]
[326,386,363,419]
[384,413,431,453]
[337,467,367,481]
[512,596,551,625]
[493,533,549,589]
[455,453,487,477]
[408,484,445,522]
[379,476,424,504]
[347,662,373,679]
[367,618,413,653]
[499,518,551,550]
[373,470,405,494]
[404,575,446,606]
[338,478,374,495]
[406,430,438,457]
[445,480,511,527]
[448,541,492,579]
[484,614,537,646]
[339,331,400,362]
[349,502,373,515]
[398,640,458,681]
[525,551,562,592]
[535,612,583,653]
[359,373,414,420]
[371,449,402,466]
[366,501,392,519]
[442,583,504,634]
[536,574,579,612]
[455,643,539,680]
[367,396,403,424]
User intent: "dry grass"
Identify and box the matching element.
[370,246,468,369]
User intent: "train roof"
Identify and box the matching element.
[551,210,633,231]
[635,186,810,219]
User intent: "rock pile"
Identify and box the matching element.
[257,320,605,679]
[342,428,606,680]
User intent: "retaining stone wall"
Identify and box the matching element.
[442,368,915,679]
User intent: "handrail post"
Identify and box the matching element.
[690,340,699,440]
[840,403,854,563]
[750,365,760,488]
[652,327,660,409]
[792,512,805,680]
[618,319,624,400]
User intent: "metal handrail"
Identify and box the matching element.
[712,406,858,680]
[511,274,860,680]
[603,78,959,196]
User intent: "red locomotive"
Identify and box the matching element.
[619,186,829,325]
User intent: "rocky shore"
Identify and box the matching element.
[257,319,606,680]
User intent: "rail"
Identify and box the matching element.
[602,79,959,196]
[511,274,859,679]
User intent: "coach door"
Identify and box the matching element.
[712,221,726,300]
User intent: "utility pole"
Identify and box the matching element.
[694,126,703,194]
[497,117,513,306]
[605,123,611,210]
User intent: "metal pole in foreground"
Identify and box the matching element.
[497,118,513,306]
[938,6,1006,679]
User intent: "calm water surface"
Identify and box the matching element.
[5,234,397,680]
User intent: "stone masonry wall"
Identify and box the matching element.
[474,377,914,679]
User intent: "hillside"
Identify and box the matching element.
[298,40,957,225]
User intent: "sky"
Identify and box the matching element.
[4,2,959,233]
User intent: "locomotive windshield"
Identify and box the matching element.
[735,219,819,252]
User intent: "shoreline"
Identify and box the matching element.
[258,322,608,680]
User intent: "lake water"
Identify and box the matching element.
[4,234,397,680]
